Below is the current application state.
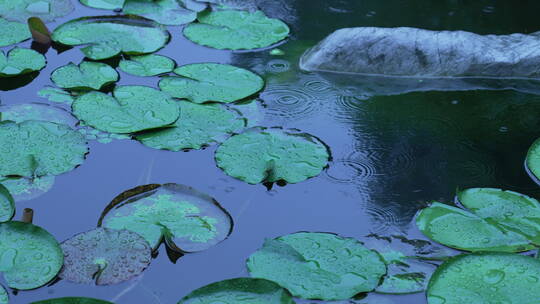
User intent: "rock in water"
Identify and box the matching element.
[300,27,540,79]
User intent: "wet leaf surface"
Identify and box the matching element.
[0,0,74,22]
[123,0,197,25]
[37,87,75,105]
[0,284,7,304]
[0,176,55,202]
[59,227,152,285]
[0,184,14,222]
[31,297,113,304]
[0,48,46,77]
[51,62,119,90]
[0,18,31,47]
[119,54,175,77]
[526,137,540,185]
[79,0,124,10]
[0,221,63,290]
[0,103,77,126]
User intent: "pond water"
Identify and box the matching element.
[2,0,540,303]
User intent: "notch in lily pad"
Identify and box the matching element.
[31,297,113,304]
[123,0,198,26]
[0,47,46,77]
[98,184,233,255]
[51,61,119,90]
[119,54,175,77]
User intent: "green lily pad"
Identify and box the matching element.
[72,85,180,134]
[79,0,124,10]
[0,103,77,126]
[0,176,55,202]
[246,232,387,300]
[52,15,170,60]
[38,87,75,105]
[0,47,46,77]
[0,18,31,47]
[159,63,264,104]
[59,227,152,285]
[136,100,245,151]
[0,184,14,222]
[51,62,119,90]
[416,202,534,252]
[0,0,74,23]
[0,221,63,290]
[215,128,330,184]
[119,54,175,76]
[31,297,113,304]
[178,278,296,304]
[179,0,206,12]
[99,183,233,252]
[123,0,197,26]
[427,252,540,304]
[0,120,88,178]
[526,138,540,185]
[0,285,7,304]
[183,10,290,50]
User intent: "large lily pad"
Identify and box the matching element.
[427,253,540,304]
[0,184,14,222]
[31,297,113,304]
[123,0,197,25]
[526,137,540,184]
[0,103,77,126]
[136,100,246,151]
[215,128,330,184]
[0,285,7,304]
[0,176,55,202]
[0,47,46,77]
[159,63,264,104]
[119,54,175,76]
[0,0,74,22]
[51,62,119,90]
[0,120,88,178]
[99,184,233,252]
[183,10,289,50]
[59,228,152,285]
[246,232,387,300]
[52,15,170,60]
[0,221,63,290]
[79,0,124,10]
[0,18,31,47]
[72,85,179,134]
[178,278,296,304]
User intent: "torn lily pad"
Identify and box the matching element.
[0,285,6,304]
[0,176,55,202]
[0,47,46,77]
[123,0,197,26]
[247,232,386,300]
[178,278,296,304]
[159,63,264,104]
[79,0,124,10]
[526,137,540,185]
[72,85,179,134]
[119,54,175,76]
[0,184,14,222]
[136,100,245,151]
[99,184,233,252]
[51,62,119,90]
[0,221,63,290]
[183,10,290,50]
[0,103,77,126]
[60,228,151,285]
[0,120,88,178]
[215,128,330,184]
[0,18,31,47]
[0,0,74,23]
[52,15,170,60]
[427,253,540,304]
[31,297,113,304]
[38,87,75,105]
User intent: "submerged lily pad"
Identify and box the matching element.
[215,128,330,184]
[427,253,540,304]
[159,63,264,104]
[38,87,75,105]
[51,62,119,90]
[99,183,233,252]
[0,47,46,77]
[31,297,113,304]
[0,120,88,178]
[247,232,387,300]
[178,278,296,304]
[136,100,245,151]
[0,221,63,290]
[119,54,175,76]
[79,0,124,10]
[0,176,55,202]
[60,228,152,285]
[0,0,74,22]
[183,10,290,50]
[0,18,31,47]
[0,103,77,126]
[123,0,197,25]
[52,15,170,60]
[526,138,540,184]
[72,85,179,134]
[0,285,7,304]
[0,184,14,222]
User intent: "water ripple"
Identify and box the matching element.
[260,84,322,121]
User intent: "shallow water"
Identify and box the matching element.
[2,0,540,303]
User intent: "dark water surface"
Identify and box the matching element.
[3,1,540,303]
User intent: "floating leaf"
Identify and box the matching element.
[0,176,55,202]
[215,128,330,184]
[123,0,197,26]
[0,0,74,23]
[119,54,175,76]
[159,63,264,104]
[31,297,113,304]
[0,221,63,289]
[183,10,289,50]
[427,253,540,304]
[28,17,51,44]
[79,0,124,10]
[38,87,75,105]
[178,278,296,304]
[179,0,206,12]
[0,18,31,47]
[0,184,14,222]
[0,284,6,304]
[0,103,77,126]
[136,100,245,151]
[59,228,152,285]
[526,137,540,185]
[0,47,46,77]
[99,184,233,252]
[416,202,534,252]
[52,15,170,60]
[72,85,179,134]
[247,232,387,300]
[51,62,119,90]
